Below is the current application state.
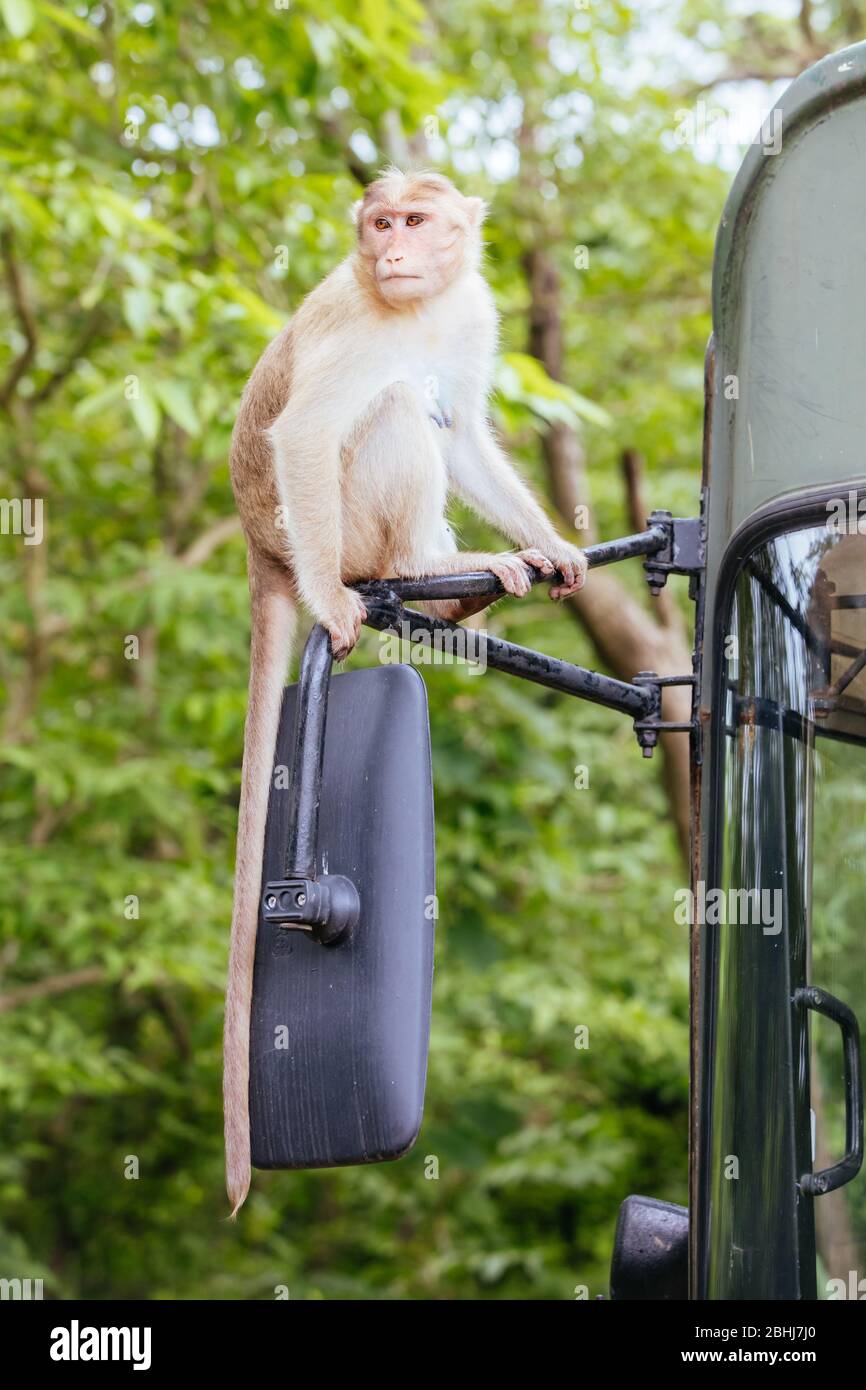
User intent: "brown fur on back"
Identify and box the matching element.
[230,325,294,566]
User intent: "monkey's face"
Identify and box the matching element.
[356,191,481,305]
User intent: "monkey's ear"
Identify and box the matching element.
[464,196,488,227]
[350,198,364,227]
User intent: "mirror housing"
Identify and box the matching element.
[610,1195,688,1300]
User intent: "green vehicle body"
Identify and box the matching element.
[693,40,866,1300]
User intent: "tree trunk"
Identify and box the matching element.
[523,245,694,859]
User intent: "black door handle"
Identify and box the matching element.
[795,986,864,1196]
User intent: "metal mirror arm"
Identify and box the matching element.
[359,595,658,725]
[357,509,703,757]
[354,511,701,606]
[261,625,360,947]
[263,512,705,941]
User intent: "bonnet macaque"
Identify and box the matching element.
[224,168,587,1213]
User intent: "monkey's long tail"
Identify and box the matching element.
[224,562,297,1217]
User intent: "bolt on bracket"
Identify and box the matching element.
[262,875,360,947]
[631,671,700,757]
[642,511,706,598]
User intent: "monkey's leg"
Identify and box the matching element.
[428,591,501,621]
[344,384,550,622]
[342,384,457,619]
[342,381,451,589]
[224,555,297,1216]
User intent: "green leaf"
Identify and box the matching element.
[91,188,187,249]
[122,287,157,338]
[6,179,56,232]
[127,383,161,443]
[222,279,286,331]
[161,281,197,331]
[38,1,96,40]
[0,0,34,39]
[154,380,200,436]
[497,353,612,429]
[73,380,124,422]
[92,198,125,240]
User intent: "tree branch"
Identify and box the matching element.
[622,447,678,631]
[32,306,109,406]
[317,114,376,187]
[14,517,243,652]
[0,966,107,1013]
[177,514,242,568]
[166,457,218,546]
[522,239,694,859]
[0,228,38,409]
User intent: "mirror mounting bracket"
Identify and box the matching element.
[642,511,706,598]
[260,623,361,947]
[631,672,700,757]
[262,874,360,947]
[263,515,706,939]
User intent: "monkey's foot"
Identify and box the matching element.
[516,548,555,579]
[517,543,587,599]
[485,553,537,597]
[322,589,368,661]
[425,595,497,622]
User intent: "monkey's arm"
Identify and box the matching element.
[448,418,587,598]
[267,393,366,658]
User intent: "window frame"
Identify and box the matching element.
[697,483,866,1300]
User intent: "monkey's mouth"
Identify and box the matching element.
[381,273,422,281]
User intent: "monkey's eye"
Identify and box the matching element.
[405,214,425,227]
[374,218,391,230]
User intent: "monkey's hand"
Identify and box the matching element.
[485,553,540,598]
[522,541,588,600]
[321,588,368,662]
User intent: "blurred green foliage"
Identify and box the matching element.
[1,0,861,1300]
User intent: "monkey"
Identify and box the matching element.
[224,167,588,1215]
